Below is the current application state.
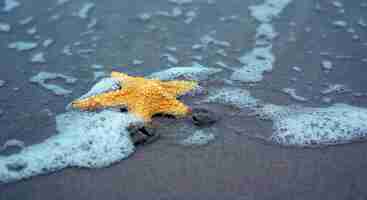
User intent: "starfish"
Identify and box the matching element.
[72,71,197,121]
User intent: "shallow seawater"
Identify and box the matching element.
[1,0,367,199]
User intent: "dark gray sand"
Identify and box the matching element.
[1,0,367,199]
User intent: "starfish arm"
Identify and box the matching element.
[157,99,192,118]
[160,80,197,97]
[72,90,129,110]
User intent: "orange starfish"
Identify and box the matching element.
[72,71,197,121]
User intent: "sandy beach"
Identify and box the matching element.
[1,0,367,199]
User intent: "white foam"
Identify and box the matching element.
[249,0,292,23]
[0,22,10,32]
[29,72,77,96]
[132,59,144,65]
[3,0,20,12]
[137,13,152,22]
[192,44,204,50]
[215,61,231,70]
[191,55,203,61]
[49,14,61,21]
[172,7,183,17]
[179,129,215,146]
[200,33,231,48]
[321,60,333,71]
[216,49,227,57]
[87,18,97,29]
[332,1,343,8]
[18,17,33,25]
[321,84,350,95]
[76,78,120,101]
[91,64,104,69]
[156,7,183,18]
[358,18,367,28]
[148,63,222,81]
[26,26,37,35]
[219,15,239,22]
[0,80,5,87]
[256,104,367,147]
[77,49,95,55]
[0,110,141,183]
[184,10,197,24]
[62,45,72,56]
[161,53,179,65]
[282,88,308,102]
[42,39,54,48]
[76,2,95,19]
[166,46,177,52]
[8,41,38,51]
[202,88,259,110]
[292,66,302,72]
[30,52,46,63]
[231,46,274,82]
[57,0,70,6]
[255,23,278,45]
[231,0,293,83]
[168,0,192,5]
[332,20,348,28]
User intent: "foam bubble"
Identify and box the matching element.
[0,110,141,183]
[148,63,222,81]
[0,22,11,32]
[231,46,274,82]
[132,59,144,65]
[282,88,308,102]
[30,52,46,63]
[168,0,192,5]
[202,88,259,110]
[184,10,197,24]
[42,39,54,48]
[249,0,293,23]
[29,72,77,96]
[57,0,70,6]
[76,78,120,101]
[332,20,348,28]
[200,33,231,48]
[26,26,37,35]
[3,0,20,12]
[18,17,33,25]
[179,129,215,146]
[161,53,179,65]
[321,84,350,95]
[76,2,95,19]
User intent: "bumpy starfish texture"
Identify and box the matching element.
[72,71,197,121]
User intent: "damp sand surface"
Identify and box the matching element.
[1,0,367,199]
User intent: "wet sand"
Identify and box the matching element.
[1,131,367,200]
[1,0,367,199]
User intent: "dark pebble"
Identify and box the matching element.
[127,123,160,146]
[191,107,219,127]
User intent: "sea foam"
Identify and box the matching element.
[0,110,140,183]
[231,0,293,82]
[256,104,367,147]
